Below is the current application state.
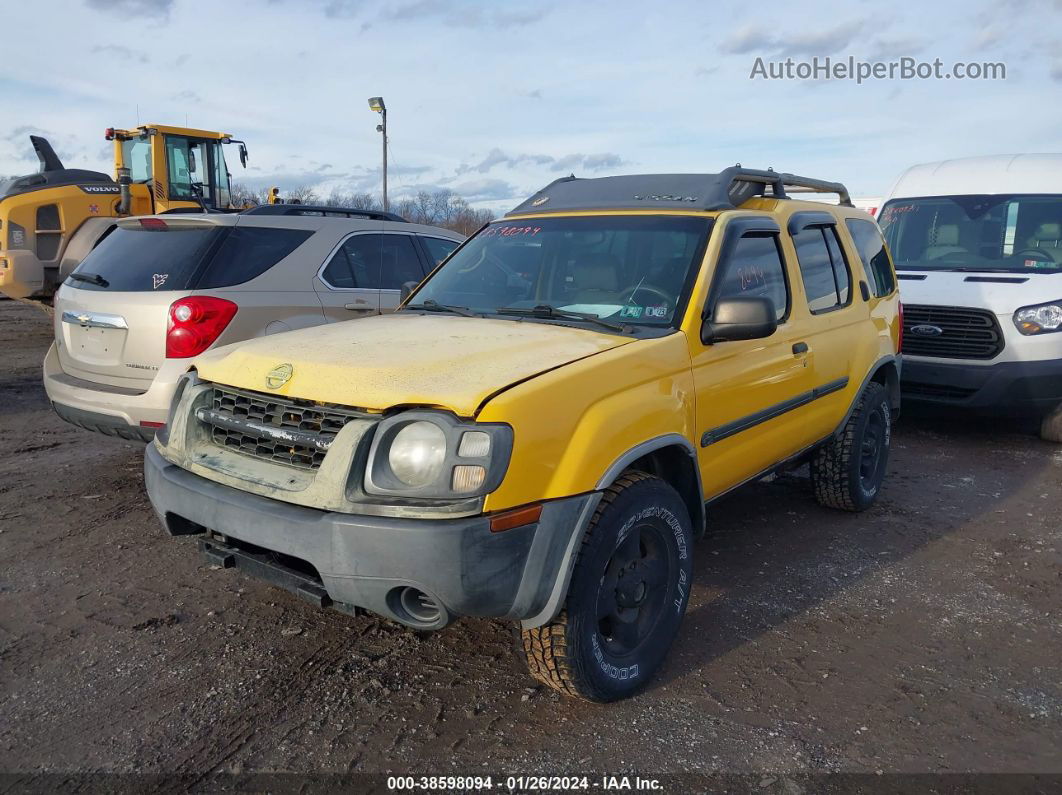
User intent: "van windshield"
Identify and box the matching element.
[879,194,1062,273]
[408,215,712,329]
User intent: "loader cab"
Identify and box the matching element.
[110,124,247,213]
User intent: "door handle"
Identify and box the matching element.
[792,342,809,355]
[343,302,371,310]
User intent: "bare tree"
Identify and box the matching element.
[231,183,495,234]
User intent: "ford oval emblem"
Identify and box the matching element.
[266,363,293,389]
[910,324,944,337]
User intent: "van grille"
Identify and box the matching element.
[200,385,365,470]
[902,304,1004,360]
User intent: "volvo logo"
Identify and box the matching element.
[910,324,944,337]
[76,313,92,327]
[265,363,293,389]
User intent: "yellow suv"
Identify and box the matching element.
[144,168,901,702]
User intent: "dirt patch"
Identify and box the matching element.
[0,299,1059,781]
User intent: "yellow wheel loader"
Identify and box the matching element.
[0,124,249,301]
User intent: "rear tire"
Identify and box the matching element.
[520,472,693,702]
[810,381,891,512]
[1042,404,1062,444]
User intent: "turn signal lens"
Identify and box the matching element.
[452,465,486,493]
[489,503,543,533]
[166,296,238,358]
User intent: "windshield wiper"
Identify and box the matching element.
[407,299,478,318]
[67,272,109,288]
[494,304,629,332]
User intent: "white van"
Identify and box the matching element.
[879,154,1062,442]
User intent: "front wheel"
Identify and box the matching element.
[1041,403,1062,444]
[810,381,892,512]
[520,472,693,702]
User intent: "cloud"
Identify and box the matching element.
[449,178,519,202]
[721,19,863,58]
[91,44,150,63]
[720,25,777,55]
[171,89,202,103]
[457,148,628,176]
[1051,60,1062,81]
[85,0,174,18]
[866,35,927,60]
[381,0,549,28]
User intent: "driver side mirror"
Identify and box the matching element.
[400,280,420,303]
[702,297,778,344]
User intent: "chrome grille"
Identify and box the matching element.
[200,385,365,470]
[902,304,1004,360]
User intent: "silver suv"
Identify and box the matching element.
[44,205,463,441]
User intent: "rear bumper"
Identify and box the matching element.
[52,402,155,443]
[144,444,599,630]
[901,356,1062,413]
[43,343,178,435]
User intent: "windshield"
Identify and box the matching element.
[409,215,712,328]
[879,194,1062,273]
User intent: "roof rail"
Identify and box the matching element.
[506,167,852,216]
[242,204,408,222]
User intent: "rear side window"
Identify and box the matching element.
[321,233,424,290]
[846,218,896,297]
[792,225,851,312]
[713,232,789,320]
[197,226,312,288]
[68,225,219,291]
[421,236,459,266]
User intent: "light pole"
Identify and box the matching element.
[368,96,387,211]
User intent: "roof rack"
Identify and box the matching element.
[242,204,408,223]
[506,167,852,217]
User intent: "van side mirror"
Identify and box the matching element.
[702,297,778,343]
[400,281,420,303]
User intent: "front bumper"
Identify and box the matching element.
[144,444,599,630]
[901,356,1062,413]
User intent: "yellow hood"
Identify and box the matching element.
[194,313,634,416]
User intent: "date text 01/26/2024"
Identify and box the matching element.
[386,775,664,791]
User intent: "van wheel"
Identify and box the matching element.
[1042,404,1062,443]
[520,472,693,702]
[811,381,891,512]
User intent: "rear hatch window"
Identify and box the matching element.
[68,221,312,292]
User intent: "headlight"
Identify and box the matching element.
[363,411,513,500]
[388,421,447,487]
[1014,299,1062,335]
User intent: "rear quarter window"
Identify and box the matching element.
[197,226,313,288]
[846,218,897,297]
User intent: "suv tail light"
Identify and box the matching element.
[897,302,904,353]
[167,296,238,358]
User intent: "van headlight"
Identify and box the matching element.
[1014,299,1062,335]
[364,411,513,499]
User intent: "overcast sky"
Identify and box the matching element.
[2,0,1060,213]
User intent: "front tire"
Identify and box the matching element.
[811,381,892,512]
[1041,403,1062,444]
[520,472,693,702]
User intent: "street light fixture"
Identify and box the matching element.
[368,96,387,211]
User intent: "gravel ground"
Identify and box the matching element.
[1,298,1059,789]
